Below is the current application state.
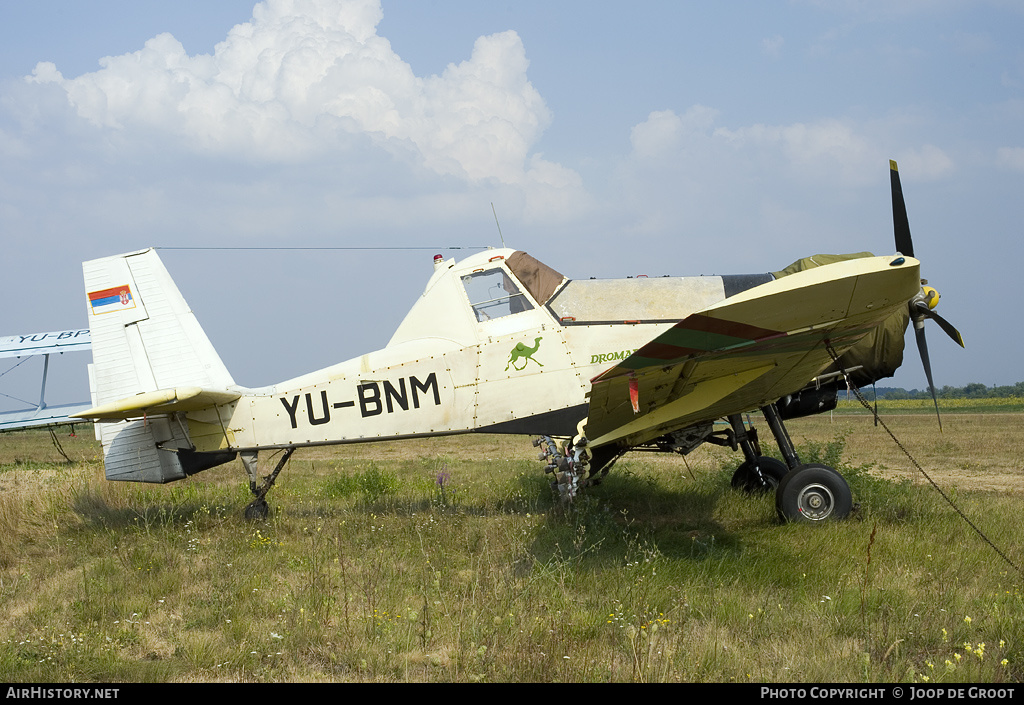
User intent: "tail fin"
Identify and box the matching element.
[82,248,237,482]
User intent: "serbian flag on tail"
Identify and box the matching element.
[88,285,135,315]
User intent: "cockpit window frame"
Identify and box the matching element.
[461,267,535,323]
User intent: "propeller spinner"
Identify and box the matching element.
[889,160,965,429]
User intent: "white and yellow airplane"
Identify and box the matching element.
[69,162,963,521]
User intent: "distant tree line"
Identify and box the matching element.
[848,382,1024,401]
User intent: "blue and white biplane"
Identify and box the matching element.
[0,329,92,431]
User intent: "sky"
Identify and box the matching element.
[2,0,1022,413]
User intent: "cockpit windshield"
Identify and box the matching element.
[462,269,534,322]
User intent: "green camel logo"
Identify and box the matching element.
[505,337,543,371]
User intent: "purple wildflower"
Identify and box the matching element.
[436,465,452,505]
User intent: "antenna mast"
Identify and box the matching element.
[491,203,506,248]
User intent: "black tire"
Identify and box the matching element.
[731,456,788,494]
[775,464,852,523]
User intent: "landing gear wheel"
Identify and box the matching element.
[245,498,269,521]
[731,456,788,494]
[775,464,852,523]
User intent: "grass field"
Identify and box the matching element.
[0,409,1020,683]
[835,397,1024,416]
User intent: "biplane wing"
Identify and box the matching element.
[585,254,922,449]
[0,402,95,431]
[0,329,92,431]
[0,329,91,359]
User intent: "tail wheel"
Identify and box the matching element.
[775,464,852,523]
[245,498,269,521]
[731,456,788,494]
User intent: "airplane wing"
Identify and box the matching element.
[0,403,94,431]
[0,329,92,432]
[585,255,921,449]
[0,329,91,358]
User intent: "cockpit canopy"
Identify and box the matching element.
[387,246,783,351]
[461,252,564,323]
[387,249,565,349]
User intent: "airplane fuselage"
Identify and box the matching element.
[191,310,674,451]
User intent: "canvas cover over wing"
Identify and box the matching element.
[585,254,920,449]
[771,252,875,278]
[774,252,909,387]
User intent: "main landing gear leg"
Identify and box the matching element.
[535,434,592,502]
[759,403,853,523]
[241,447,295,521]
[727,414,787,493]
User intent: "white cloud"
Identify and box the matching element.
[25,0,560,188]
[629,106,718,161]
[894,144,954,180]
[713,119,880,185]
[629,107,962,191]
[630,109,684,159]
[616,106,956,265]
[520,154,590,221]
[996,146,1024,171]
[0,126,29,160]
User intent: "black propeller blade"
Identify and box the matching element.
[912,300,965,349]
[890,160,914,257]
[890,159,965,429]
[912,315,942,430]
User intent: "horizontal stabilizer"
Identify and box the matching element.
[73,386,241,421]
